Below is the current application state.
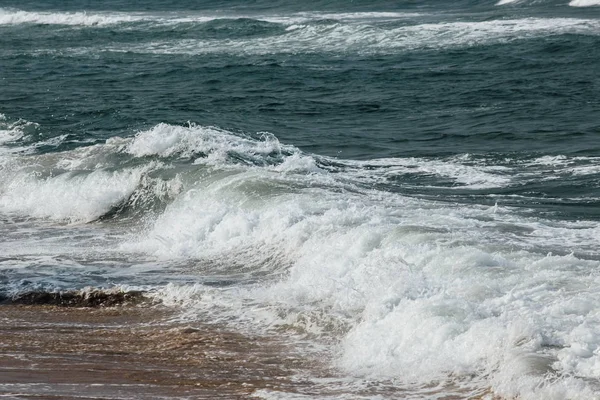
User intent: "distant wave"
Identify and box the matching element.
[1,4,597,29]
[3,120,600,223]
[3,7,599,55]
[88,18,600,55]
[497,0,600,5]
[569,0,600,6]
[496,0,522,5]
[0,8,419,27]
[0,8,147,26]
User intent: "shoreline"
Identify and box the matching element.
[0,297,500,399]
[0,303,312,399]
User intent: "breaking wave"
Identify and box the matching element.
[3,122,600,223]
[569,0,600,6]
[498,0,600,5]
[2,120,600,398]
[95,18,600,55]
[0,8,147,26]
[3,7,599,56]
[0,8,419,27]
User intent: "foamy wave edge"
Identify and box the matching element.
[3,120,600,398]
[569,0,600,6]
[0,9,420,27]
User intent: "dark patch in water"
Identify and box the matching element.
[2,289,151,307]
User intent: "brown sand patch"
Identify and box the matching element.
[0,301,501,399]
[0,304,312,399]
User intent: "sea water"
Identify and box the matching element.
[1,0,600,398]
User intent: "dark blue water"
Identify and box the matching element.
[1,1,600,398]
[2,1,598,156]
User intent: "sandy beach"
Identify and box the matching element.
[0,298,501,400]
[0,299,313,400]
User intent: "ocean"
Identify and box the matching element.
[1,0,600,398]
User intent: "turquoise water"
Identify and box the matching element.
[1,1,600,398]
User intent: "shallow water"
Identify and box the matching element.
[1,0,600,398]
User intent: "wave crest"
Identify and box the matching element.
[569,0,600,6]
[99,17,600,55]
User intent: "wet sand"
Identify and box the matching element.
[0,303,312,400]
[0,294,500,400]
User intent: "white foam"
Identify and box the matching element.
[342,156,512,189]
[105,17,600,56]
[499,0,600,8]
[126,123,288,163]
[0,127,152,223]
[0,167,144,222]
[570,0,600,6]
[0,117,38,146]
[0,8,147,26]
[518,155,600,180]
[4,121,600,397]
[117,128,600,398]
[0,123,321,224]
[297,11,422,21]
[123,125,520,188]
[496,0,524,5]
[138,178,600,398]
[272,153,322,174]
[0,9,419,27]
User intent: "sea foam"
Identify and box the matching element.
[0,9,417,27]
[0,168,144,222]
[102,17,600,56]
[126,123,290,164]
[498,0,600,6]
[140,180,600,398]
[0,116,38,146]
[0,8,145,26]
[119,126,600,399]
[569,0,600,6]
[2,121,600,398]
